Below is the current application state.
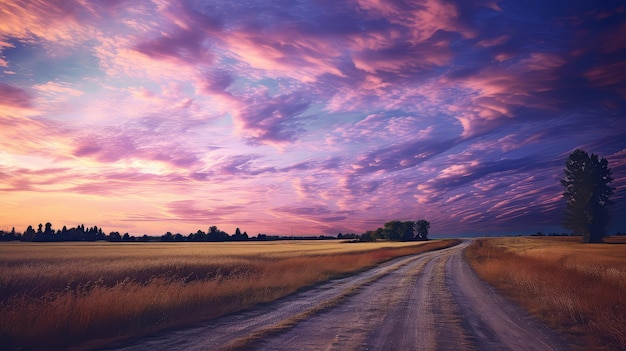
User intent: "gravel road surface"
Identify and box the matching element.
[106,240,568,351]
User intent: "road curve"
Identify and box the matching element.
[105,240,569,351]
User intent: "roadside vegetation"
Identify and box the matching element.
[0,239,457,351]
[466,236,626,350]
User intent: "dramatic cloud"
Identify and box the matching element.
[1,0,625,236]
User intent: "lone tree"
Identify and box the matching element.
[560,149,614,243]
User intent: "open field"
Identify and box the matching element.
[0,239,457,351]
[466,236,626,350]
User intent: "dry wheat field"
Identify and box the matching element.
[0,239,456,351]
[466,236,626,350]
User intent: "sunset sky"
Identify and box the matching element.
[1,0,625,237]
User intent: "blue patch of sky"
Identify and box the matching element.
[256,77,282,96]
[301,105,361,130]
[2,40,103,85]
[0,39,38,83]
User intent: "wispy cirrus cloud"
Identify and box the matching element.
[0,0,624,236]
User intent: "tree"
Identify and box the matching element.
[360,230,377,242]
[232,227,246,241]
[108,231,122,241]
[207,226,228,241]
[359,231,375,242]
[161,231,174,242]
[415,219,430,241]
[383,220,403,241]
[23,225,36,241]
[374,228,384,240]
[191,230,207,241]
[43,222,54,238]
[400,221,415,241]
[561,149,614,243]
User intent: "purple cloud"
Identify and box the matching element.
[71,124,201,168]
[218,155,276,176]
[235,93,311,145]
[135,29,212,65]
[0,83,32,108]
[351,138,459,176]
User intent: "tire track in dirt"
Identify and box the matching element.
[254,249,441,351]
[106,240,569,351]
[445,243,568,350]
[360,246,467,351]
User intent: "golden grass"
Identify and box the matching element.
[465,236,626,350]
[0,240,457,351]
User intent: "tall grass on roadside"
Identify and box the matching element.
[466,237,626,350]
[0,240,456,351]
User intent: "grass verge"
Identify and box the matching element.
[465,236,626,350]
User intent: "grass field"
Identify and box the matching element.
[0,239,457,351]
[466,236,626,351]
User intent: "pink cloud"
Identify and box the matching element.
[222,31,345,82]
[95,37,199,81]
[0,166,78,193]
[584,61,626,98]
[33,81,84,97]
[142,1,345,82]
[0,83,33,109]
[71,126,201,168]
[0,0,125,46]
[0,39,13,67]
[353,0,476,43]
[518,53,566,72]
[166,200,247,224]
[32,82,85,111]
[476,35,510,48]
[443,53,566,137]
[0,93,78,162]
[352,39,452,74]
[231,92,311,145]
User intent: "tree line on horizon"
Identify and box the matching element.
[0,220,432,243]
[0,223,340,242]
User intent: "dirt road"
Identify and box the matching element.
[107,241,568,351]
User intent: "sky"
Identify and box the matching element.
[1,0,625,237]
